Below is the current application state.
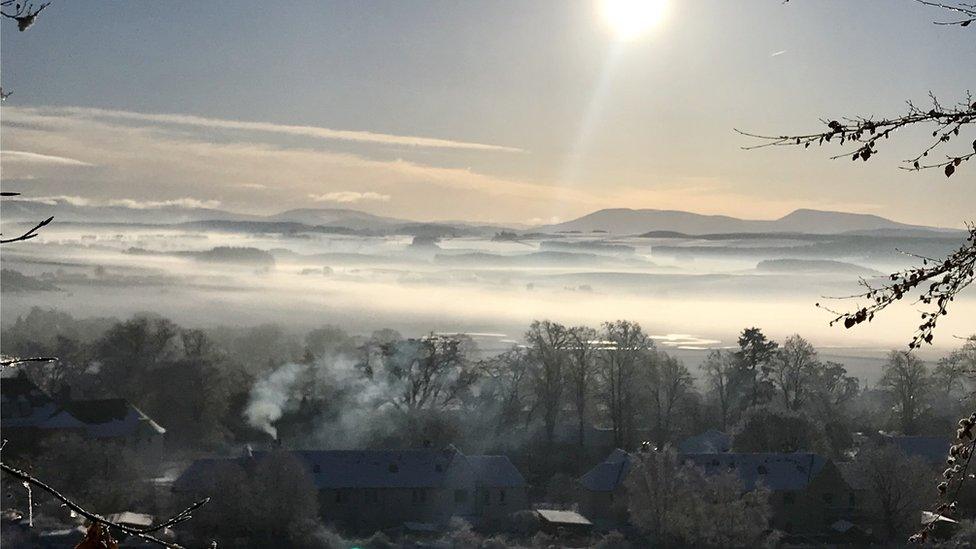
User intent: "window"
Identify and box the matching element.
[482,490,490,504]
[389,463,399,473]
[411,489,427,504]
[849,492,856,508]
[335,490,349,504]
[435,464,443,472]
[783,492,795,505]
[312,464,321,473]
[499,489,506,504]
[454,489,468,503]
[757,465,768,474]
[365,489,379,503]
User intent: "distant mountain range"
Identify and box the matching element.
[539,208,955,236]
[0,200,408,229]
[1,199,958,237]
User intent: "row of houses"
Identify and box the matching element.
[174,446,530,532]
[1,373,951,540]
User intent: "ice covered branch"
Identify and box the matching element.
[0,461,209,548]
[817,225,976,349]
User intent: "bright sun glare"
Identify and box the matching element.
[600,0,667,40]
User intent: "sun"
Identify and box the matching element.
[599,0,667,40]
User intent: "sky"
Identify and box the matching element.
[1,0,973,226]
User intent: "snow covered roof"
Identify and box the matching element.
[536,509,593,526]
[1,376,165,438]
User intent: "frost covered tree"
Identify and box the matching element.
[626,447,772,547]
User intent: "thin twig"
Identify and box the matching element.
[0,461,208,548]
[0,216,54,244]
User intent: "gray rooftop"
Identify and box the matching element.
[682,453,828,491]
[581,449,833,493]
[174,448,526,492]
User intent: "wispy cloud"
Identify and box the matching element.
[1,106,872,224]
[309,191,391,204]
[15,195,221,210]
[1,150,94,166]
[34,106,523,153]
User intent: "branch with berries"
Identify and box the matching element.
[737,92,976,178]
[915,0,976,26]
[817,225,975,349]
[0,460,209,548]
[910,414,976,543]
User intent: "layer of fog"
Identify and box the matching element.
[3,223,972,384]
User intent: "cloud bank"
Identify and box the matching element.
[309,191,391,204]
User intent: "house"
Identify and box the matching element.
[578,448,634,524]
[0,374,165,451]
[174,446,529,532]
[580,449,857,535]
[682,453,856,534]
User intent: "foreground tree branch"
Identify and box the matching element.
[915,0,976,26]
[817,225,976,349]
[0,461,209,548]
[736,92,976,177]
[0,0,50,31]
[909,414,976,543]
[0,215,54,244]
[738,90,974,351]
[0,193,54,244]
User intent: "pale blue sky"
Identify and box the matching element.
[2,0,973,225]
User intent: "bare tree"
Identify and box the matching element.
[855,442,936,541]
[933,338,974,398]
[566,325,598,450]
[767,335,819,411]
[598,320,653,449]
[647,353,693,447]
[879,351,931,434]
[525,320,569,447]
[362,333,479,412]
[626,447,772,546]
[701,349,740,430]
[480,345,532,430]
[806,361,860,421]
